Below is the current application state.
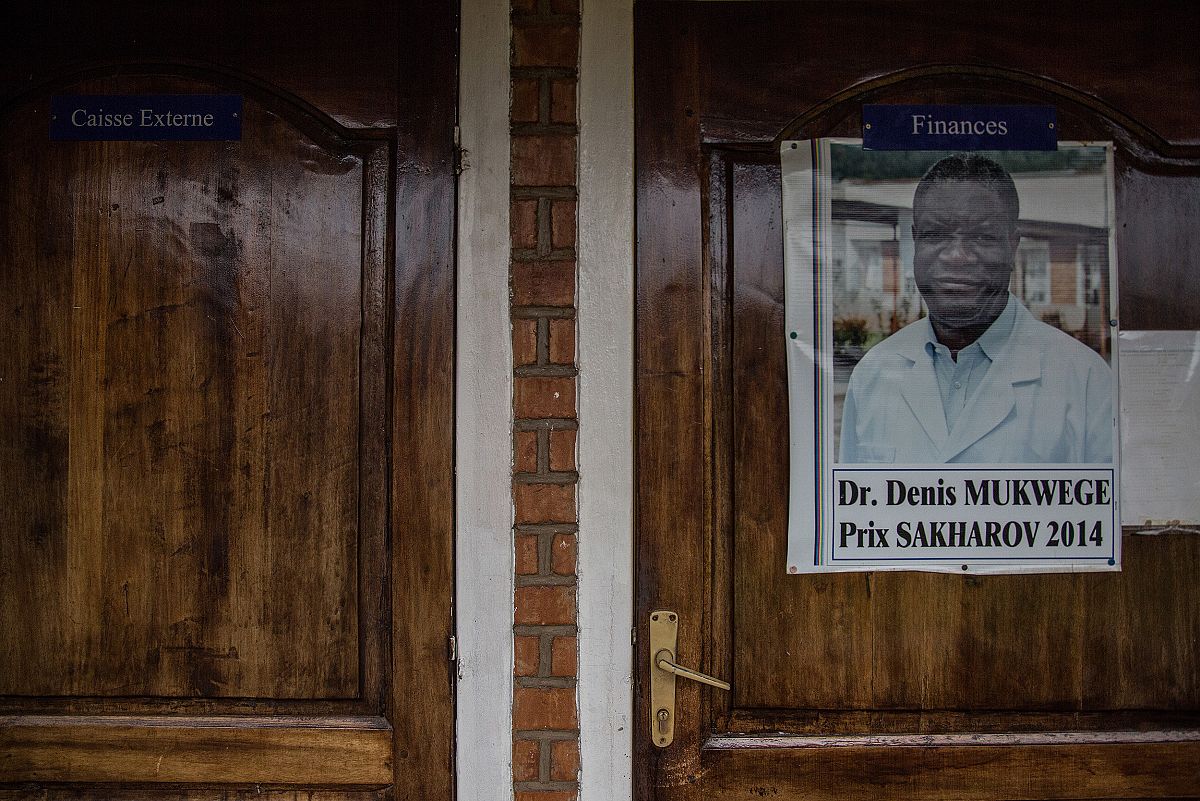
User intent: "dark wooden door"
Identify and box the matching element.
[0,3,455,798]
[635,3,1200,799]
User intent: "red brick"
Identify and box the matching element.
[512,78,540,124]
[550,78,576,125]
[550,739,581,781]
[514,585,576,625]
[514,376,576,419]
[516,794,576,801]
[513,738,540,782]
[511,198,538,250]
[512,260,575,307]
[511,0,537,13]
[550,199,576,250]
[516,533,540,575]
[513,23,579,68]
[548,318,575,365]
[514,482,576,524]
[548,428,576,471]
[551,635,577,677]
[514,635,540,676]
[513,686,578,729]
[551,532,577,575]
[511,637,540,676]
[514,430,539,473]
[513,318,538,366]
[512,133,576,186]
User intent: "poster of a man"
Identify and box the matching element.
[838,154,1114,464]
[781,136,1119,574]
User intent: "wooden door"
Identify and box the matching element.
[635,3,1200,799]
[0,3,455,798]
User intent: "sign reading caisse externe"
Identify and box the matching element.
[781,138,1120,574]
[863,104,1057,151]
[50,95,242,141]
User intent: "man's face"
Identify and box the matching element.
[912,179,1018,330]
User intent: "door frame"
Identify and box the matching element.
[393,3,459,799]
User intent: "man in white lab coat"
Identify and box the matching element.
[838,154,1113,464]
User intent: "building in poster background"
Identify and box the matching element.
[782,138,1120,574]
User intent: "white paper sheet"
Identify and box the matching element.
[1119,330,1200,527]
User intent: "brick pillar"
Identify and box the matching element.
[510,0,580,799]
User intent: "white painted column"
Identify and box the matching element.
[456,0,514,798]
[578,1,635,799]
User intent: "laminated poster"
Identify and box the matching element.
[782,140,1120,574]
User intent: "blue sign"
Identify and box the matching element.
[50,95,242,141]
[862,105,1057,151]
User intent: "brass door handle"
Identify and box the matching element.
[649,610,730,748]
[655,650,731,690]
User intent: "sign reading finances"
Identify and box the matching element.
[863,104,1057,151]
[50,95,242,141]
[781,134,1120,574]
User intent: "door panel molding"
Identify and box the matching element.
[0,71,392,714]
[693,740,1200,801]
[0,715,392,785]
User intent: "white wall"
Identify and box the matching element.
[578,1,636,800]
[456,0,514,798]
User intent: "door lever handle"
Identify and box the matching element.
[649,610,730,747]
[655,649,731,690]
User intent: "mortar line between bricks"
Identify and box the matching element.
[516,574,577,587]
[537,528,554,576]
[537,629,554,678]
[513,470,579,484]
[514,418,578,430]
[511,14,582,25]
[517,676,577,689]
[514,624,577,637]
[536,428,550,474]
[514,365,578,378]
[513,681,578,690]
[514,522,579,534]
[514,730,580,741]
[512,186,577,199]
[512,66,578,80]
[512,123,579,136]
[538,74,551,128]
[513,306,576,319]
[538,528,554,575]
[514,781,579,793]
[512,247,577,261]
[536,196,553,257]
[538,735,552,782]
[535,316,551,365]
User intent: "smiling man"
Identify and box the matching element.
[838,154,1114,464]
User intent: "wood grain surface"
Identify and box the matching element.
[0,78,376,701]
[0,715,392,785]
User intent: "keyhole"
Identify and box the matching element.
[656,708,670,741]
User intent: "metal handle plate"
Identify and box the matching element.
[649,610,730,748]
